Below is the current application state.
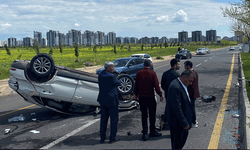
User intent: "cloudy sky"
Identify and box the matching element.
[0,0,240,41]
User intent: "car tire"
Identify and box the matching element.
[117,74,134,95]
[30,53,55,77]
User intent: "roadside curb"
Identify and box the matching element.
[239,53,250,149]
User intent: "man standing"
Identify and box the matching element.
[184,60,200,127]
[134,59,163,141]
[166,69,195,149]
[161,58,181,129]
[97,61,121,144]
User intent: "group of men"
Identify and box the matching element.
[97,58,199,149]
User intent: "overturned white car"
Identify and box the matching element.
[8,53,138,114]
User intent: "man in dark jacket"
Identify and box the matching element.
[184,60,200,127]
[134,59,163,141]
[166,69,195,149]
[161,59,181,129]
[97,61,121,144]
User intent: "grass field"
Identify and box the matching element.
[241,52,250,101]
[0,44,235,80]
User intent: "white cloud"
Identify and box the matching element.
[75,23,80,27]
[172,10,188,22]
[1,23,12,27]
[156,15,170,22]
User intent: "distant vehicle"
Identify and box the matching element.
[130,53,152,62]
[196,48,207,55]
[96,57,153,78]
[205,47,210,53]
[239,46,242,50]
[229,46,235,51]
[175,50,192,59]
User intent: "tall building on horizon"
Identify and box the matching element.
[8,37,17,47]
[107,32,116,44]
[206,29,217,42]
[84,30,95,46]
[34,31,42,45]
[23,37,33,47]
[192,31,202,42]
[68,29,81,46]
[178,31,188,43]
[47,30,59,47]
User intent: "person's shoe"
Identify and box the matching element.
[192,121,198,128]
[99,137,106,143]
[109,137,120,144]
[149,131,162,137]
[142,134,148,141]
[192,123,198,128]
[162,124,169,130]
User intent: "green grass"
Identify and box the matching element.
[0,44,235,80]
[241,52,250,101]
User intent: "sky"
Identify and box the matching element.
[0,0,241,41]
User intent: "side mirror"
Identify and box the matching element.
[128,64,132,68]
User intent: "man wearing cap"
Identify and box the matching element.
[134,59,164,141]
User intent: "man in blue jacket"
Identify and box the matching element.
[97,61,121,144]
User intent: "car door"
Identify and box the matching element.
[125,59,138,77]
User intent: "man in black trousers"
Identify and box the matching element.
[166,69,195,149]
[134,59,163,141]
[161,58,181,129]
[97,61,121,144]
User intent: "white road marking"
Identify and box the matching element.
[40,119,100,149]
[204,60,208,62]
[210,57,213,59]
[196,63,201,67]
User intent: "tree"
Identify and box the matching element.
[49,47,53,55]
[159,43,162,49]
[141,44,144,51]
[114,44,117,54]
[221,0,250,51]
[93,45,97,59]
[74,42,79,61]
[33,39,40,54]
[4,44,11,56]
[59,41,63,54]
[128,45,131,52]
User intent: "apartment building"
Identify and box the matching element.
[47,30,59,47]
[107,32,116,44]
[8,37,17,47]
[169,38,178,43]
[34,31,43,45]
[95,31,105,45]
[130,37,138,44]
[206,29,217,42]
[68,29,81,46]
[192,31,202,42]
[161,36,168,43]
[23,37,33,47]
[116,37,124,44]
[178,31,188,43]
[17,40,23,47]
[124,37,130,44]
[43,38,47,46]
[59,33,66,45]
[84,30,95,46]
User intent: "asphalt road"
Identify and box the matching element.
[0,46,242,149]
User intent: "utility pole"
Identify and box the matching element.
[145,36,147,53]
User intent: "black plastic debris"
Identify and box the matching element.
[127,131,133,136]
[202,95,216,102]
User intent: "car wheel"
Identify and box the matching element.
[117,74,134,95]
[30,53,55,77]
